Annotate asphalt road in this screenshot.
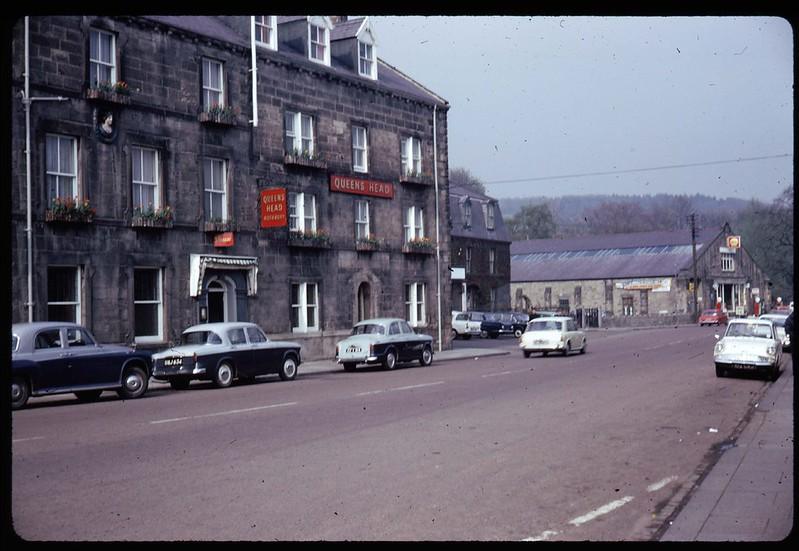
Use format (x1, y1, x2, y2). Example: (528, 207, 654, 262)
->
(11, 325, 780, 541)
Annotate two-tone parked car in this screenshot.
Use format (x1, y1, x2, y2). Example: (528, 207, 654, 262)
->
(335, 318, 434, 371)
(151, 322, 302, 389)
(500, 312, 530, 338)
(479, 312, 503, 339)
(713, 318, 782, 380)
(519, 316, 587, 357)
(451, 311, 482, 340)
(759, 313, 791, 351)
(11, 321, 152, 410)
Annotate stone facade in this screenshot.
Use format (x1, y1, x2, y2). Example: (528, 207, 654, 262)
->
(11, 16, 452, 359)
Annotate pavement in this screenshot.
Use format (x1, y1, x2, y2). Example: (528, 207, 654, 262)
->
(660, 353, 794, 541)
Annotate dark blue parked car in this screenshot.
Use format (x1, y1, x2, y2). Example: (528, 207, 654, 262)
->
(11, 322, 152, 410)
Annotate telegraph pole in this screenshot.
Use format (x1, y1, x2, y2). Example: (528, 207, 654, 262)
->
(689, 213, 699, 321)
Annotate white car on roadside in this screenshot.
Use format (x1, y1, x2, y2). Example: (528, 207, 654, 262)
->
(451, 311, 482, 340)
(519, 316, 586, 358)
(713, 318, 782, 380)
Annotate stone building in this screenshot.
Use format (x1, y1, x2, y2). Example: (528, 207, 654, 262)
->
(11, 15, 452, 358)
(448, 184, 511, 312)
(510, 224, 772, 328)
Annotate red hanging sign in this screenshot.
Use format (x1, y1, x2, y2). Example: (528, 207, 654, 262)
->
(260, 187, 287, 228)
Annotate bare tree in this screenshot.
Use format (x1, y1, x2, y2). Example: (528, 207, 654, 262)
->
(449, 167, 487, 195)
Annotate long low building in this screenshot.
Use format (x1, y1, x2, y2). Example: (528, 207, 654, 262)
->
(510, 223, 772, 328)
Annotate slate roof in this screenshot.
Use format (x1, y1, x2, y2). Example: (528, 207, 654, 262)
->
(450, 184, 511, 243)
(141, 16, 447, 107)
(511, 227, 725, 283)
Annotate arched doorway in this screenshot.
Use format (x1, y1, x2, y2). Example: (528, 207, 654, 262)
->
(357, 282, 372, 322)
(206, 276, 237, 322)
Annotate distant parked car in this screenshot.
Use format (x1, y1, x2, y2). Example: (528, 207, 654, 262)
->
(451, 311, 482, 340)
(519, 316, 587, 358)
(714, 318, 782, 380)
(151, 322, 302, 389)
(530, 311, 559, 320)
(698, 309, 728, 326)
(11, 321, 152, 410)
(335, 318, 433, 371)
(759, 313, 791, 351)
(479, 312, 503, 338)
(508, 312, 530, 338)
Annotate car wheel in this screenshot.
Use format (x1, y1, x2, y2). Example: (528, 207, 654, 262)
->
(542, 351, 549, 357)
(769, 365, 780, 382)
(715, 364, 725, 377)
(74, 389, 103, 402)
(419, 346, 433, 367)
(212, 362, 234, 388)
(383, 350, 397, 370)
(279, 356, 298, 381)
(169, 377, 191, 390)
(117, 366, 148, 399)
(490, 332, 499, 339)
(514, 329, 523, 338)
(580, 340, 587, 354)
(562, 341, 570, 356)
(343, 362, 357, 372)
(452, 329, 459, 340)
(523, 350, 531, 358)
(11, 377, 29, 410)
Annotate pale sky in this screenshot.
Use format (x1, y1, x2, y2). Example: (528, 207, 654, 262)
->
(369, 16, 793, 201)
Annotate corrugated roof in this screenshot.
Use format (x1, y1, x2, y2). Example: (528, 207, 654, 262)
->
(510, 227, 725, 282)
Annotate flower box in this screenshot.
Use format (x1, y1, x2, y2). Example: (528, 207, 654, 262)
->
(203, 220, 236, 233)
(45, 198, 95, 224)
(283, 153, 327, 170)
(197, 111, 237, 126)
(402, 239, 435, 255)
(355, 239, 382, 252)
(288, 230, 331, 249)
(399, 172, 430, 185)
(85, 83, 131, 105)
(131, 216, 173, 229)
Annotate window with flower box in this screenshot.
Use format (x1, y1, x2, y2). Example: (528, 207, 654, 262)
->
(284, 111, 315, 159)
(352, 126, 368, 173)
(401, 137, 422, 178)
(202, 58, 224, 110)
(46, 134, 78, 203)
(288, 192, 317, 233)
(404, 206, 424, 242)
(132, 146, 159, 210)
(48, 266, 81, 323)
(355, 200, 370, 240)
(89, 28, 116, 89)
(254, 16, 277, 50)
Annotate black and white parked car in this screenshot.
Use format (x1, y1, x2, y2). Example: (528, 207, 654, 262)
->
(151, 322, 302, 389)
(11, 321, 152, 410)
(335, 318, 434, 371)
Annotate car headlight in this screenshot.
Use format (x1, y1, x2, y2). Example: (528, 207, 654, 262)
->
(767, 345, 776, 356)
(714, 342, 725, 354)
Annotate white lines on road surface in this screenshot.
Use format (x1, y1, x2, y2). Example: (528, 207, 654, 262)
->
(521, 474, 679, 541)
(482, 370, 514, 378)
(149, 402, 297, 425)
(12, 436, 45, 443)
(355, 381, 445, 397)
(567, 495, 635, 526)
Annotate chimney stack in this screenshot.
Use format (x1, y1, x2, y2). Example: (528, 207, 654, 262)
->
(329, 16, 348, 25)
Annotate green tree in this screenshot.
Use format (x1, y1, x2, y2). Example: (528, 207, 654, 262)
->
(449, 167, 487, 195)
(507, 203, 557, 240)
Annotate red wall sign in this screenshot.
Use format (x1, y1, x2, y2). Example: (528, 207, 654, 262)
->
(260, 187, 287, 228)
(329, 175, 394, 199)
(213, 232, 235, 247)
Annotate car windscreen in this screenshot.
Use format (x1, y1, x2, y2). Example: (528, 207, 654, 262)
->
(528, 320, 562, 332)
(725, 323, 773, 339)
(702, 310, 718, 316)
(351, 324, 385, 335)
(181, 331, 223, 345)
(760, 317, 786, 327)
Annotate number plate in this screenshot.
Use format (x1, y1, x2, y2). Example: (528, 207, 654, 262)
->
(347, 346, 362, 353)
(164, 357, 183, 367)
(732, 363, 756, 370)
(534, 339, 545, 344)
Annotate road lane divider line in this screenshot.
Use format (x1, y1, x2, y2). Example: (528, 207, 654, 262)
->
(149, 402, 297, 425)
(522, 530, 559, 541)
(12, 436, 45, 443)
(481, 370, 514, 378)
(646, 475, 678, 493)
(567, 496, 635, 526)
(356, 381, 445, 397)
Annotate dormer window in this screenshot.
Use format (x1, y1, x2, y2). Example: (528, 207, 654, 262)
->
(254, 16, 277, 50)
(309, 21, 330, 65)
(358, 41, 376, 79)
(461, 199, 472, 229)
(483, 202, 496, 231)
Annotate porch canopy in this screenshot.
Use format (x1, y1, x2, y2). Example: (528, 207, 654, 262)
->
(189, 254, 258, 297)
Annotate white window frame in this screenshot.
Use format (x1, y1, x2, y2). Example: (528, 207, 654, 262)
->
(288, 192, 317, 233)
(131, 146, 160, 211)
(291, 282, 319, 333)
(355, 199, 370, 239)
(46, 134, 78, 202)
(401, 136, 422, 177)
(405, 282, 427, 327)
(489, 248, 496, 274)
(308, 21, 330, 65)
(47, 266, 81, 324)
(254, 16, 277, 50)
(358, 40, 376, 80)
(202, 58, 224, 110)
(203, 157, 228, 222)
(462, 200, 472, 228)
(404, 206, 425, 242)
(134, 267, 164, 343)
(721, 252, 735, 272)
(484, 202, 496, 230)
(285, 111, 315, 156)
(89, 28, 116, 88)
(352, 125, 368, 173)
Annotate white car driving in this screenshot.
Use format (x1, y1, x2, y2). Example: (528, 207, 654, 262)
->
(714, 319, 782, 380)
(519, 316, 586, 357)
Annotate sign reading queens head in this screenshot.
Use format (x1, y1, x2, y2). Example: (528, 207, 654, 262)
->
(329, 175, 394, 199)
(260, 187, 287, 228)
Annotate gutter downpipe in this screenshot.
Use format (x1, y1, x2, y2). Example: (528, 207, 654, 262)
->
(249, 16, 258, 127)
(433, 104, 442, 352)
(22, 16, 69, 322)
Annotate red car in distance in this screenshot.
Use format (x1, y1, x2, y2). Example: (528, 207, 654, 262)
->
(698, 309, 728, 326)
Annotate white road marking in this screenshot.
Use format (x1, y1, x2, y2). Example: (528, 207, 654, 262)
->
(481, 370, 514, 378)
(522, 529, 559, 541)
(12, 436, 45, 443)
(356, 381, 444, 397)
(568, 496, 635, 526)
(647, 475, 678, 493)
(150, 402, 297, 425)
